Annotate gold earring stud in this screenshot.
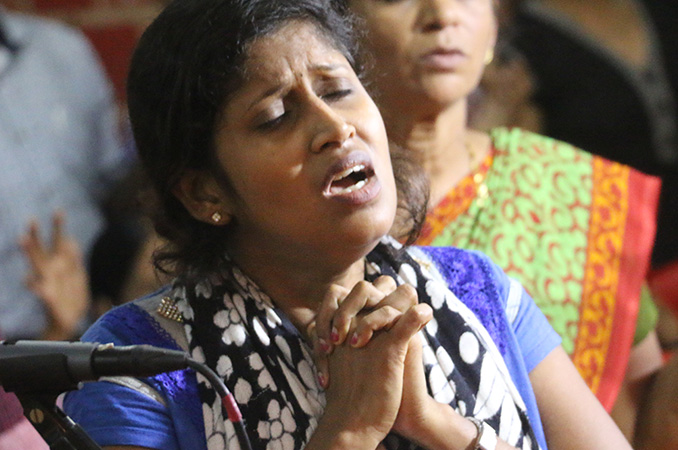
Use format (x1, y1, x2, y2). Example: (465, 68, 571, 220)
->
(211, 212, 222, 223)
(484, 48, 495, 66)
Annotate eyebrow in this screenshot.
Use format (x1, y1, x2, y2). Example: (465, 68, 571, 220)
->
(245, 63, 347, 111)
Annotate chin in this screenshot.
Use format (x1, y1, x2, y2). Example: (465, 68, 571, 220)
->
(418, 76, 475, 103)
(336, 209, 393, 246)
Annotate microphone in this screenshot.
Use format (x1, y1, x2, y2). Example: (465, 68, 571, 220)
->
(0, 340, 254, 450)
(0, 340, 189, 394)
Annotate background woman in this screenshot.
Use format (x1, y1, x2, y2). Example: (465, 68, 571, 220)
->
(63, 0, 629, 448)
(338, 0, 662, 440)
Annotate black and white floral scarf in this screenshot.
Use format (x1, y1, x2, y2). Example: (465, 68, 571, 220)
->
(174, 237, 540, 449)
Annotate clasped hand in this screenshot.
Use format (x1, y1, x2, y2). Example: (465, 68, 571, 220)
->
(307, 276, 438, 446)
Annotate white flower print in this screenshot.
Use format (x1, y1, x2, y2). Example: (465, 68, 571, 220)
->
(398, 263, 418, 287)
(195, 279, 213, 299)
(254, 317, 271, 346)
(203, 399, 226, 450)
(213, 295, 248, 346)
(425, 279, 447, 310)
(458, 400, 467, 417)
(216, 355, 233, 378)
(499, 394, 522, 445)
(177, 296, 194, 320)
(425, 316, 439, 335)
(428, 362, 455, 404)
(266, 307, 283, 327)
(221, 323, 247, 346)
(231, 293, 248, 319)
(459, 331, 480, 365)
(435, 341, 456, 376)
(234, 378, 253, 404)
(257, 399, 297, 450)
(248, 353, 277, 392)
(365, 260, 380, 276)
(190, 346, 206, 364)
(275, 335, 292, 364)
(214, 309, 240, 329)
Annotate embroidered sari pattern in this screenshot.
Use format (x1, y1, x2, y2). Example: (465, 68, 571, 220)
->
(417, 128, 658, 409)
(574, 157, 629, 395)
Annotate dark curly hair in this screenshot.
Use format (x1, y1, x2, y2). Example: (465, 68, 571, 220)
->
(127, 0, 428, 278)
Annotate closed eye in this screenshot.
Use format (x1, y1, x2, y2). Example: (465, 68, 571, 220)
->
(257, 112, 288, 130)
(321, 89, 353, 102)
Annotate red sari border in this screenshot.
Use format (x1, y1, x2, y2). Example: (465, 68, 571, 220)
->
(574, 158, 660, 410)
(418, 153, 495, 246)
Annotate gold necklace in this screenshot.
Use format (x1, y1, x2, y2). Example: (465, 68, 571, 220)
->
(466, 139, 489, 207)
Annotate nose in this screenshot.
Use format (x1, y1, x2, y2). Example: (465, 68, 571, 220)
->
(418, 0, 459, 32)
(309, 101, 356, 154)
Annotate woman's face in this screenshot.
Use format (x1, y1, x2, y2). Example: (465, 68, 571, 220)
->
(213, 21, 397, 265)
(348, 0, 497, 110)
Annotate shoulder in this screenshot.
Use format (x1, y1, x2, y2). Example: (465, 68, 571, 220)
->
(489, 128, 660, 207)
(82, 287, 183, 351)
(408, 246, 515, 353)
(409, 246, 509, 298)
(490, 127, 595, 162)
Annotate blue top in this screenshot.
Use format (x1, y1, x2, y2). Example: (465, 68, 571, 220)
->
(0, 10, 127, 339)
(64, 247, 560, 449)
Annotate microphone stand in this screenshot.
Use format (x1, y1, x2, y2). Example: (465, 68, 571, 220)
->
(16, 392, 102, 450)
(1, 353, 101, 449)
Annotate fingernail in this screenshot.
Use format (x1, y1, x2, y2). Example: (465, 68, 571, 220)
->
(317, 372, 326, 388)
(350, 332, 358, 346)
(330, 327, 339, 343)
(318, 338, 330, 353)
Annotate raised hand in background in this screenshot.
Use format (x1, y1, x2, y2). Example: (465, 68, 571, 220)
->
(20, 211, 90, 341)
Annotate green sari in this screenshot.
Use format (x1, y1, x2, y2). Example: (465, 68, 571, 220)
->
(417, 128, 660, 410)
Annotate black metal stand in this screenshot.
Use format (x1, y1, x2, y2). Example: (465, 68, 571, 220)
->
(16, 393, 102, 450)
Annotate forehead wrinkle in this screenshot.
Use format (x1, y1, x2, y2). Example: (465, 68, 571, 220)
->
(243, 20, 345, 81)
(228, 23, 350, 117)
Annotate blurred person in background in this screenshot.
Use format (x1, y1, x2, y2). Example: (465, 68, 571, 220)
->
(20, 164, 167, 328)
(0, 8, 129, 341)
(338, 0, 664, 445)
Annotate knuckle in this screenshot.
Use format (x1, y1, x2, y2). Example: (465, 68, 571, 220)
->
(375, 275, 397, 290)
(352, 280, 372, 297)
(397, 284, 418, 302)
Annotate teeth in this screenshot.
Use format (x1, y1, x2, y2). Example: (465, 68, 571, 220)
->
(332, 164, 365, 182)
(336, 178, 367, 194)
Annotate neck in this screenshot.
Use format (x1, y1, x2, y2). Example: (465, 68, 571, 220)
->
(226, 237, 370, 336)
(382, 99, 489, 206)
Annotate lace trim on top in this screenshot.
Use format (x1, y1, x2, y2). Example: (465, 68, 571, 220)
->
(418, 246, 509, 356)
(98, 303, 205, 439)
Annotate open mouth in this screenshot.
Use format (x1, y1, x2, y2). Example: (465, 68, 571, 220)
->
(328, 164, 374, 195)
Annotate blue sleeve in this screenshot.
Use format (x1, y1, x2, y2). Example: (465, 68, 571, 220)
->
(62, 302, 187, 449)
(487, 260, 561, 373)
(64, 380, 178, 450)
(511, 282, 561, 372)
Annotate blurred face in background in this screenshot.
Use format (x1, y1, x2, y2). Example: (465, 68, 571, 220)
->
(347, 0, 497, 112)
